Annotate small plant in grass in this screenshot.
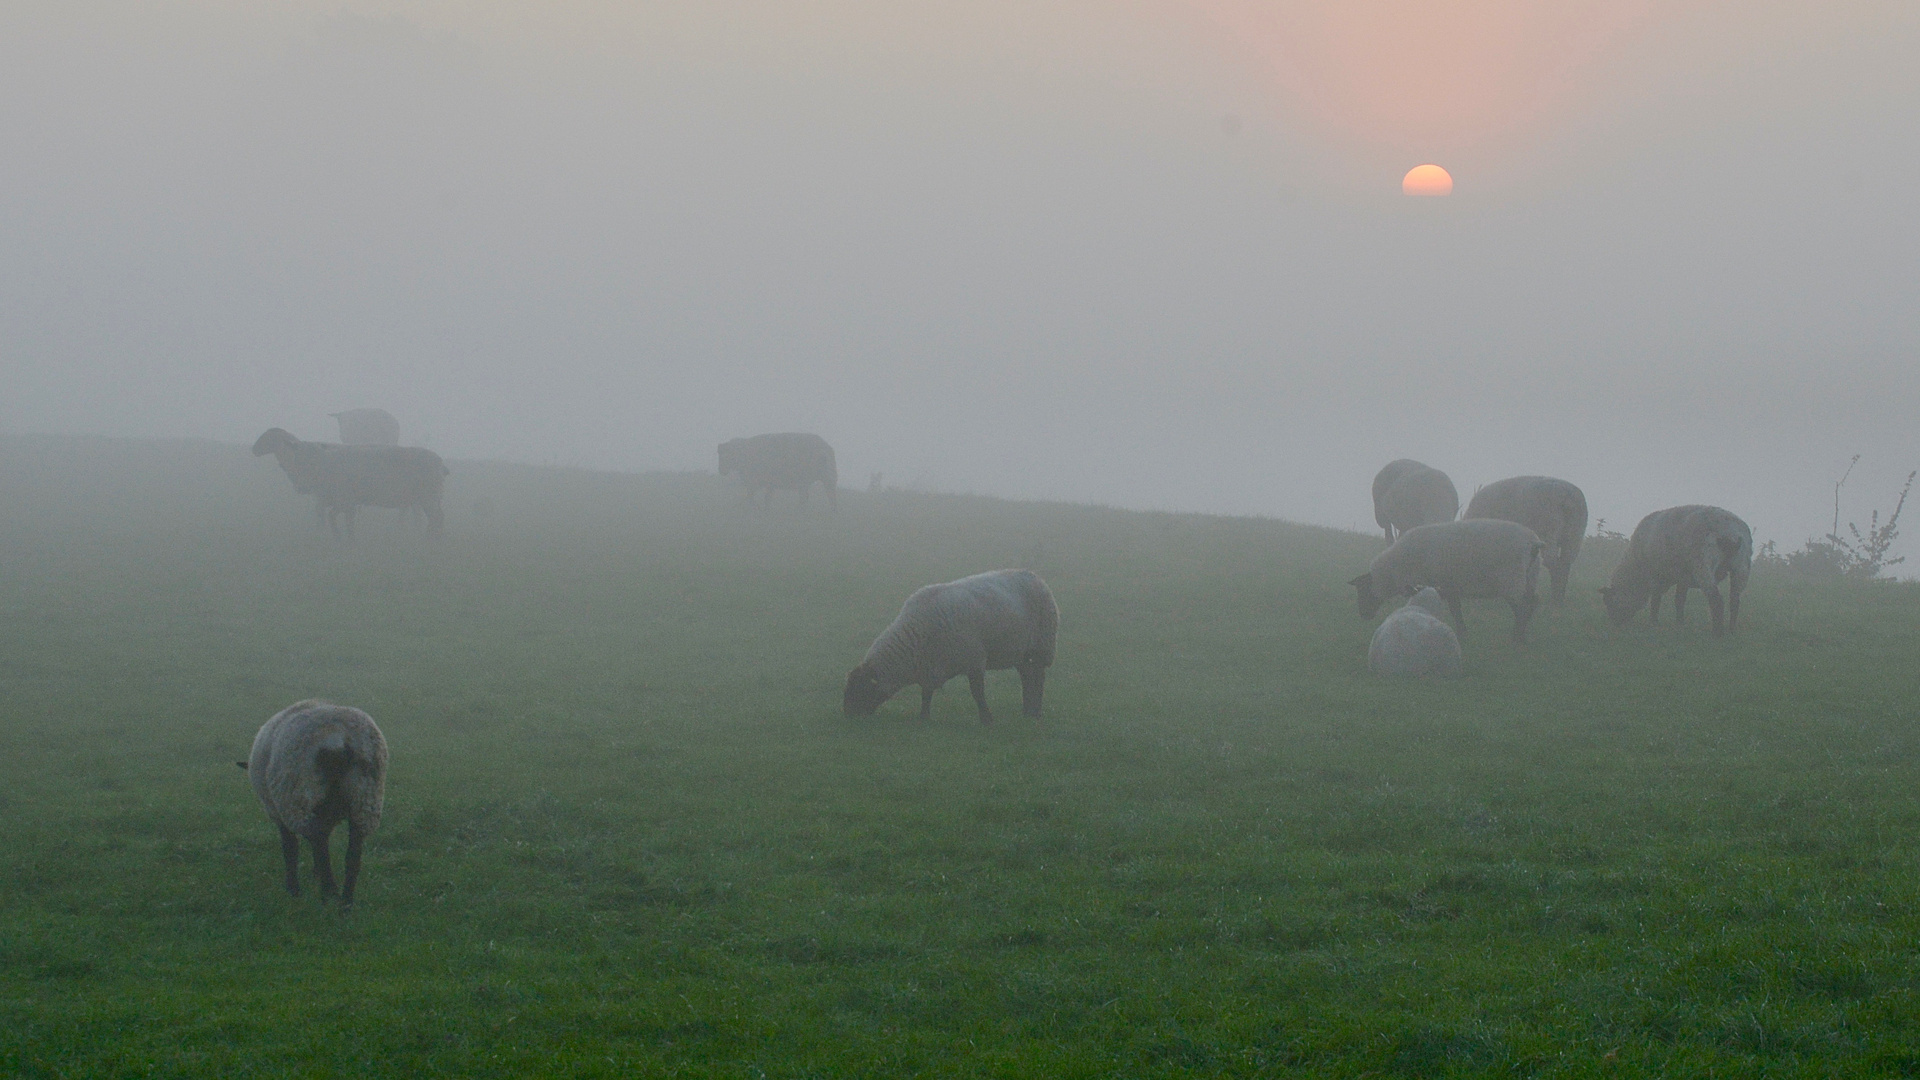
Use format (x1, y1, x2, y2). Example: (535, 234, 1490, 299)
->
(1760, 458, 1915, 579)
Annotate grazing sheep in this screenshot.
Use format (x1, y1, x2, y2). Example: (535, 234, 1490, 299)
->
(330, 408, 401, 446)
(1349, 519, 1545, 643)
(1371, 459, 1460, 542)
(237, 700, 388, 907)
(718, 432, 837, 510)
(1464, 476, 1589, 606)
(252, 428, 448, 537)
(1602, 505, 1753, 636)
(843, 569, 1057, 723)
(1368, 587, 1464, 678)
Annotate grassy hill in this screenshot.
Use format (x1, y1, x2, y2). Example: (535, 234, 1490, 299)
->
(3, 434, 1919, 1077)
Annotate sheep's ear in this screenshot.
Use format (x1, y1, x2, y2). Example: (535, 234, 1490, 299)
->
(234, 761, 248, 770)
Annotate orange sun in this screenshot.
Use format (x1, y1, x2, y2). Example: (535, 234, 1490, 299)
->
(1402, 164, 1453, 196)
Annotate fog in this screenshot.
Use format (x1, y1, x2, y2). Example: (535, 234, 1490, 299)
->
(3, 1, 1916, 557)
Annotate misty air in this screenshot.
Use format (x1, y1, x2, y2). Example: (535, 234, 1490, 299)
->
(2, 1, 1917, 1074)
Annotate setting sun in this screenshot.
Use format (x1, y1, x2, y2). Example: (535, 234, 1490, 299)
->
(1402, 164, 1453, 196)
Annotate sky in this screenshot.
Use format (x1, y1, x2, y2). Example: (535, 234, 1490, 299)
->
(2, 0, 1916, 556)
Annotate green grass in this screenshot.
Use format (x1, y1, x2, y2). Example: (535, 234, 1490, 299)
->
(3, 434, 1920, 1077)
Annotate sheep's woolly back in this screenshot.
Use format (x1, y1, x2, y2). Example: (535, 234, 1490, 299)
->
(861, 570, 1057, 690)
(1464, 475, 1588, 564)
(1368, 519, 1544, 597)
(1376, 462, 1460, 534)
(249, 700, 388, 838)
(1369, 592, 1463, 678)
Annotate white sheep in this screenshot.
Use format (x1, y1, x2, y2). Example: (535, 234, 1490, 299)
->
(252, 428, 449, 537)
(238, 700, 389, 907)
(330, 408, 401, 446)
(843, 569, 1058, 723)
(1463, 475, 1589, 606)
(1371, 459, 1460, 542)
(1349, 519, 1545, 642)
(1368, 587, 1464, 677)
(1602, 505, 1753, 636)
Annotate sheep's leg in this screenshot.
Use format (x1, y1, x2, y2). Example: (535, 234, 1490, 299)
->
(1548, 557, 1571, 607)
(278, 825, 302, 897)
(309, 830, 338, 898)
(1510, 594, 1537, 644)
(341, 822, 366, 908)
(1703, 582, 1726, 637)
(1673, 585, 1689, 623)
(968, 669, 993, 725)
(918, 684, 935, 721)
(1441, 589, 1465, 631)
(1728, 576, 1744, 634)
(1019, 664, 1046, 718)
(1647, 588, 1663, 621)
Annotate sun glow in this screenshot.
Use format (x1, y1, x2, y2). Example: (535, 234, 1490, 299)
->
(1402, 164, 1453, 196)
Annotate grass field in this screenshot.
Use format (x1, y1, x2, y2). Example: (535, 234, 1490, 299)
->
(4, 434, 1920, 1077)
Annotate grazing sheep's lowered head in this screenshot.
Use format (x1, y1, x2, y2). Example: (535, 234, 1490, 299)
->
(842, 662, 895, 717)
(1348, 571, 1402, 619)
(252, 428, 300, 456)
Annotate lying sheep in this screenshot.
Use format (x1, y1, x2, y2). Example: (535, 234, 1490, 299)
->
(1464, 475, 1589, 606)
(843, 569, 1057, 723)
(1368, 587, 1463, 678)
(330, 408, 401, 446)
(237, 700, 388, 907)
(1602, 505, 1753, 636)
(1349, 519, 1545, 643)
(719, 432, 838, 510)
(253, 428, 448, 537)
(1372, 459, 1460, 542)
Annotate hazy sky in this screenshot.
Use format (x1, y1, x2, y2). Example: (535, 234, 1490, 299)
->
(3, 1, 1916, 556)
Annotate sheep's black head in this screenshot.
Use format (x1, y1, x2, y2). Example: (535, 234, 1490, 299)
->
(1349, 572, 1386, 619)
(842, 664, 891, 717)
(717, 439, 742, 477)
(1599, 585, 1639, 625)
(252, 428, 298, 456)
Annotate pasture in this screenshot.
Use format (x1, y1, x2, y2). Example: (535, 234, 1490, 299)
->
(3, 435, 1919, 1077)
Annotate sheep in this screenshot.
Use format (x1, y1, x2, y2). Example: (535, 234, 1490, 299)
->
(1371, 459, 1460, 542)
(718, 432, 837, 510)
(252, 428, 448, 537)
(1601, 505, 1753, 636)
(843, 569, 1057, 723)
(1349, 518, 1545, 643)
(330, 408, 401, 446)
(237, 700, 388, 907)
(1463, 475, 1589, 606)
(1368, 587, 1464, 678)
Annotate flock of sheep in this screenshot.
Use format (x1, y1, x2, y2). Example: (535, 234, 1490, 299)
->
(241, 426, 1753, 907)
(1358, 459, 1754, 677)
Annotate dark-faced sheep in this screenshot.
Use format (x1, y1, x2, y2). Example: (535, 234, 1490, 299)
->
(238, 700, 388, 908)
(843, 569, 1057, 723)
(718, 433, 837, 510)
(1602, 505, 1753, 636)
(253, 428, 448, 537)
(330, 408, 401, 446)
(1368, 587, 1464, 677)
(1371, 459, 1460, 542)
(1350, 519, 1545, 643)
(1463, 476, 1589, 606)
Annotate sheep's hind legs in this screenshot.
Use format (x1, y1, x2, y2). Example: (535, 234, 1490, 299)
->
(968, 670, 993, 725)
(918, 685, 935, 721)
(309, 830, 338, 898)
(278, 825, 302, 897)
(1018, 664, 1045, 719)
(341, 824, 366, 908)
